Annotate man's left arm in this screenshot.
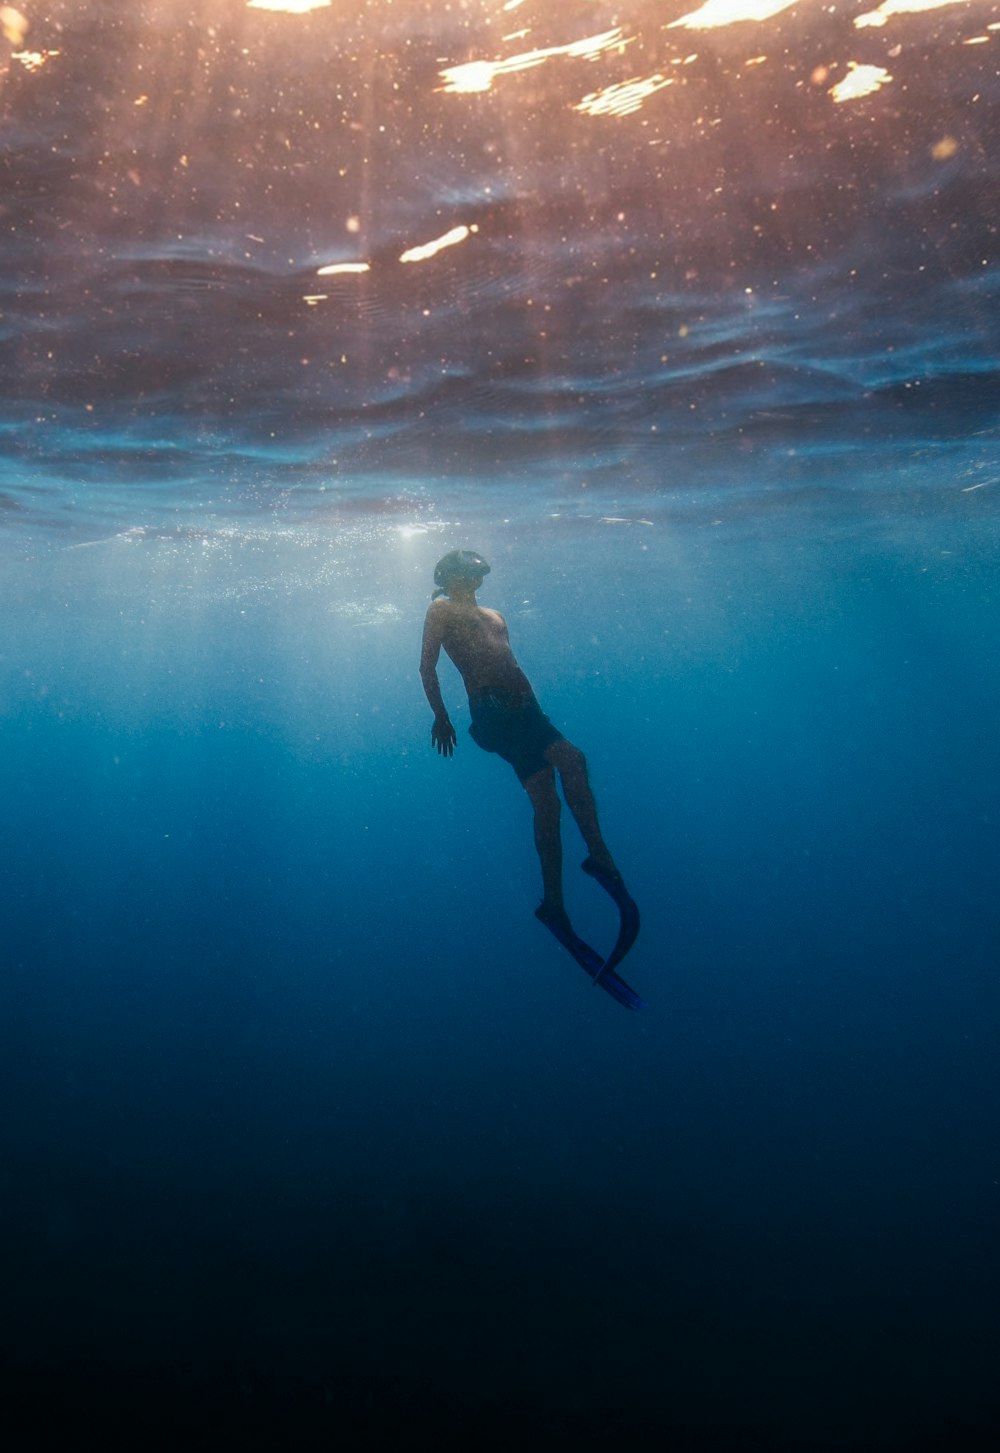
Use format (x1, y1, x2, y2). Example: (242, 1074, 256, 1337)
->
(419, 607, 458, 757)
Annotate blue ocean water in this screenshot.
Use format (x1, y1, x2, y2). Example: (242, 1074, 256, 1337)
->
(2, 2, 999, 1449)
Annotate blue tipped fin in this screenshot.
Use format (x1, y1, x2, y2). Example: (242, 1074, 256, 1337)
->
(595, 967, 647, 1012)
(581, 858, 641, 977)
(534, 904, 602, 975)
(535, 905, 646, 1011)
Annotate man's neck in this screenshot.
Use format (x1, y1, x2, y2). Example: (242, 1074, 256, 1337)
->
(448, 585, 479, 606)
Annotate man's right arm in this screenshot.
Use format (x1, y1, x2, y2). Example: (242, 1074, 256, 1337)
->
(419, 605, 458, 757)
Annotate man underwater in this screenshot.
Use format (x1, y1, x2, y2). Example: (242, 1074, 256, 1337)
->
(419, 549, 643, 1008)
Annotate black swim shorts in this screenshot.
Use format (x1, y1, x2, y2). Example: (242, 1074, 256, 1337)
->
(468, 691, 564, 783)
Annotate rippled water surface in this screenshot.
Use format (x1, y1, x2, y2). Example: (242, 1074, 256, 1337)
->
(2, 0, 998, 525)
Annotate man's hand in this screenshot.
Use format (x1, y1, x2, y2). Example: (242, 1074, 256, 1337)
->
(431, 715, 457, 757)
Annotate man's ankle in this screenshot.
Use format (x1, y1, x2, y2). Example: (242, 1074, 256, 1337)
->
(538, 897, 568, 923)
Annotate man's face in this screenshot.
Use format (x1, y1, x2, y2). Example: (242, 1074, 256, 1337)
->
(453, 571, 485, 594)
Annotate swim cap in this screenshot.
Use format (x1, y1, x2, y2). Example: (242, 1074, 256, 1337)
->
(433, 549, 491, 589)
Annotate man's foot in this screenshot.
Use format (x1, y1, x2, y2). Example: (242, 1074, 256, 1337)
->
(582, 854, 623, 886)
(534, 901, 604, 977)
(534, 900, 571, 934)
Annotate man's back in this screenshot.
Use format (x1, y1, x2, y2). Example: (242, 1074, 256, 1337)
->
(422, 597, 532, 701)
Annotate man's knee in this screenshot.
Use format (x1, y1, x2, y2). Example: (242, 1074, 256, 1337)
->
(524, 765, 560, 817)
(547, 739, 587, 779)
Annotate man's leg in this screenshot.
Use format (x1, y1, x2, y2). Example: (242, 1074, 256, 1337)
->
(523, 765, 564, 914)
(544, 739, 617, 876)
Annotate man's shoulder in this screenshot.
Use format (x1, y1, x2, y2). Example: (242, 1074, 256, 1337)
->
(423, 598, 461, 640)
(424, 597, 459, 624)
(424, 599, 502, 622)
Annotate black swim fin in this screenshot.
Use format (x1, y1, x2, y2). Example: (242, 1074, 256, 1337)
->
(535, 905, 646, 1011)
(581, 858, 641, 978)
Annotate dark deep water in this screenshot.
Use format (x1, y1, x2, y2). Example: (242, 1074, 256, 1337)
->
(2, 3, 999, 1449)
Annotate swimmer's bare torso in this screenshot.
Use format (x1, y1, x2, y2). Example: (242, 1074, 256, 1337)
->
(419, 597, 533, 704)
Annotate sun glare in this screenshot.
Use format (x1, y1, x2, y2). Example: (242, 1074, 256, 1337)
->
(246, 1, 331, 13)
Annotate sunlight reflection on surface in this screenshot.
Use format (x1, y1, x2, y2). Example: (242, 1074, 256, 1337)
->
(399, 226, 476, 265)
(854, 0, 973, 27)
(246, 0, 331, 13)
(575, 75, 675, 118)
(11, 48, 59, 70)
(439, 29, 628, 95)
(669, 0, 798, 29)
(830, 62, 893, 101)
